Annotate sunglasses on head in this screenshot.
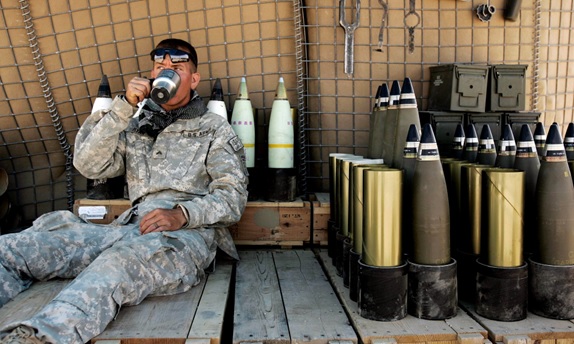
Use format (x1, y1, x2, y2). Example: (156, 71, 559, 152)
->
(150, 48, 190, 63)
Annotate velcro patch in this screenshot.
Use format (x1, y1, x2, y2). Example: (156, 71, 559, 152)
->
(228, 136, 244, 152)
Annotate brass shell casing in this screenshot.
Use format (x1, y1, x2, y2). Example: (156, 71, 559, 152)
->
(362, 168, 403, 267)
(329, 153, 354, 223)
(481, 168, 524, 267)
(460, 164, 494, 255)
(337, 156, 364, 237)
(351, 164, 387, 253)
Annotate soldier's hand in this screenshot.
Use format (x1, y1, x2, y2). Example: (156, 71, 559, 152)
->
(126, 77, 152, 107)
(139, 208, 187, 234)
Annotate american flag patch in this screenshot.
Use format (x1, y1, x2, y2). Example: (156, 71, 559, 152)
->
(228, 136, 244, 152)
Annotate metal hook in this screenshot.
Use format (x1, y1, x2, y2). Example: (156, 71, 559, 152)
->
(375, 0, 388, 52)
(339, 0, 361, 77)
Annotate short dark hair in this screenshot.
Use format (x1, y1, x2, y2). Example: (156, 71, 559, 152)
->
(154, 38, 198, 69)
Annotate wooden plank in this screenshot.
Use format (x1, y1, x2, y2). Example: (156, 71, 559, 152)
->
(310, 193, 330, 246)
(73, 199, 132, 224)
(234, 240, 304, 247)
(186, 340, 211, 344)
(228, 200, 311, 245)
(317, 250, 486, 344)
(457, 334, 487, 344)
(536, 340, 557, 344)
(273, 250, 358, 344)
(445, 310, 488, 338)
(75, 199, 132, 206)
(503, 335, 531, 344)
(233, 251, 290, 344)
(460, 302, 574, 343)
(93, 278, 206, 343)
(312, 193, 330, 207)
(0, 279, 70, 328)
(244, 199, 306, 208)
(188, 263, 233, 344)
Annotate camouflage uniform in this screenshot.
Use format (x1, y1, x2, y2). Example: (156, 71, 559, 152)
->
(0, 94, 248, 343)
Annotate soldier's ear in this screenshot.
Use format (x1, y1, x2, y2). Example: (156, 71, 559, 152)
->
(190, 71, 200, 90)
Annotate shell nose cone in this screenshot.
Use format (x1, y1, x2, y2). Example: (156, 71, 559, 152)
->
(565, 122, 574, 139)
(401, 77, 414, 94)
(399, 77, 417, 106)
(417, 124, 440, 160)
(380, 83, 389, 98)
(210, 78, 224, 101)
(480, 124, 494, 140)
(406, 123, 420, 142)
(501, 124, 515, 141)
(546, 123, 564, 145)
(465, 124, 478, 138)
(379, 83, 390, 107)
(97, 74, 111, 98)
(454, 123, 465, 139)
(389, 80, 401, 106)
(534, 122, 546, 137)
(375, 84, 382, 99)
(390, 80, 401, 96)
(236, 77, 249, 99)
(420, 123, 437, 144)
(518, 124, 534, 142)
(274, 76, 288, 99)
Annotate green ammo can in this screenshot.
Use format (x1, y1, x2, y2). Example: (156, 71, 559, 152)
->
(487, 64, 528, 112)
(428, 64, 490, 113)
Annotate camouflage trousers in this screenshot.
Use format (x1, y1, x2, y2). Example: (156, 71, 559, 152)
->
(0, 210, 217, 344)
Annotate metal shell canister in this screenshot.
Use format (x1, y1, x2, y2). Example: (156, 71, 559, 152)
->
(350, 161, 385, 254)
(362, 168, 402, 267)
(337, 156, 364, 237)
(459, 164, 493, 255)
(481, 168, 524, 267)
(329, 153, 355, 223)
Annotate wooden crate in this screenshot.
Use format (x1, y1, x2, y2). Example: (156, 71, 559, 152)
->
(310, 192, 330, 246)
(229, 198, 312, 246)
(73, 199, 131, 224)
(74, 198, 316, 246)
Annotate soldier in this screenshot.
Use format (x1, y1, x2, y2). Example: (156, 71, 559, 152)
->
(0, 38, 248, 344)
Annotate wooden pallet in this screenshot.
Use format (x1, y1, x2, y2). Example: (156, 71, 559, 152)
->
(318, 250, 489, 344)
(460, 302, 574, 344)
(233, 249, 358, 344)
(0, 262, 234, 344)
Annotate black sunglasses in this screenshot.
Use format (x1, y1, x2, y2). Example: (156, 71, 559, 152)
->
(150, 48, 191, 63)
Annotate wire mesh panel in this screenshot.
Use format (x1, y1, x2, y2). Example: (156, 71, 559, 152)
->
(536, 0, 574, 126)
(0, 0, 298, 227)
(300, 0, 573, 193)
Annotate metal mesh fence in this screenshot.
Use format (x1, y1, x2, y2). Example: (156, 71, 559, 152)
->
(301, 0, 535, 191)
(0, 0, 298, 227)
